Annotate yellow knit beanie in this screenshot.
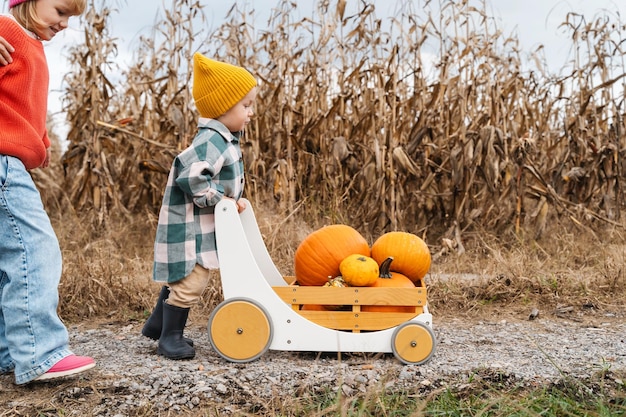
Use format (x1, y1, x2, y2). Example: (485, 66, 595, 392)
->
(192, 53, 257, 119)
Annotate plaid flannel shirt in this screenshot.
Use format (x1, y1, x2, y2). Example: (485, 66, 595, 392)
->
(153, 118, 244, 283)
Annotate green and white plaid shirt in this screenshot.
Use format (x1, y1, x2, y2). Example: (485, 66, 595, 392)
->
(153, 118, 244, 283)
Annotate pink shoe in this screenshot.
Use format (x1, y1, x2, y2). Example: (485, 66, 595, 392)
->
(34, 355, 95, 381)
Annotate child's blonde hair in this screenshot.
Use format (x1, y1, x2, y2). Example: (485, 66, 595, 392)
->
(11, 0, 87, 34)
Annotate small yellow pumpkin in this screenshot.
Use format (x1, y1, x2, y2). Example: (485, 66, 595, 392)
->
(339, 254, 379, 287)
(322, 276, 347, 310)
(323, 276, 348, 288)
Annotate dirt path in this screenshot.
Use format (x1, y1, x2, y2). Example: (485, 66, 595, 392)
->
(1, 310, 624, 416)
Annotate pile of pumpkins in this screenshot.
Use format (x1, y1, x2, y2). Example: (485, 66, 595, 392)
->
(294, 225, 431, 312)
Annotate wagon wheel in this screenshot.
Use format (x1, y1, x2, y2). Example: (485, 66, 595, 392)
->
(208, 298, 273, 363)
(391, 321, 436, 365)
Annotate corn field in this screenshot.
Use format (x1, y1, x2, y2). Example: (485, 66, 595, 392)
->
(44, 0, 625, 245)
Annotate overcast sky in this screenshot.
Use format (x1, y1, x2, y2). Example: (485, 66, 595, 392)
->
(4, 0, 623, 137)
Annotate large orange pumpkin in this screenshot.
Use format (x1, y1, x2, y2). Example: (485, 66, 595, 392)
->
(362, 257, 415, 313)
(294, 225, 370, 286)
(371, 231, 431, 284)
(301, 304, 327, 311)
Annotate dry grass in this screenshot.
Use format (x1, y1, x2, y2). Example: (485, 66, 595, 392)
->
(44, 193, 625, 323)
(427, 227, 626, 320)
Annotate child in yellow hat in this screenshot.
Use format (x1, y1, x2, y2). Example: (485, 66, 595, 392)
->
(141, 52, 258, 360)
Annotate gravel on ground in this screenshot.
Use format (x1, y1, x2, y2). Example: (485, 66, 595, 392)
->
(2, 309, 623, 416)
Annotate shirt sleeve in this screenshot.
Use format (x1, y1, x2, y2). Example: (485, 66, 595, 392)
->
(174, 159, 225, 208)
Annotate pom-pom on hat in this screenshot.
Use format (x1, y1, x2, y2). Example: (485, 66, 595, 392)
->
(9, 0, 29, 7)
(192, 53, 257, 119)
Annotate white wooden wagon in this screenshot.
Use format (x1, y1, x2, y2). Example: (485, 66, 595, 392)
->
(208, 198, 436, 365)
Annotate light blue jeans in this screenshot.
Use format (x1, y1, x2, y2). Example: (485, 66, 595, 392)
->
(0, 155, 72, 384)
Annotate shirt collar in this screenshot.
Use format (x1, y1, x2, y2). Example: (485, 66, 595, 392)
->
(197, 118, 243, 142)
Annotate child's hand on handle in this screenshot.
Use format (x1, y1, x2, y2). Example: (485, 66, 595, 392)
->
(0, 36, 14, 65)
(236, 199, 247, 213)
(223, 197, 247, 213)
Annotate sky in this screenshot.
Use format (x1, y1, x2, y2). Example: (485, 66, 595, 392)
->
(3, 0, 624, 138)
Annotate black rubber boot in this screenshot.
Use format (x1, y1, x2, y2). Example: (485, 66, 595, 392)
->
(142, 286, 193, 346)
(157, 302, 196, 360)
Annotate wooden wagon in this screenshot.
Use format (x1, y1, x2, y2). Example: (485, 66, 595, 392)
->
(208, 199, 436, 365)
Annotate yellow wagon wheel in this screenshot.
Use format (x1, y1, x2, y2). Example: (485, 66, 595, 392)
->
(208, 298, 273, 363)
(391, 321, 436, 365)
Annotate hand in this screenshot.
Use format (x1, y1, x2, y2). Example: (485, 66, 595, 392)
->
(235, 199, 247, 213)
(41, 149, 50, 168)
(223, 197, 246, 213)
(0, 36, 15, 66)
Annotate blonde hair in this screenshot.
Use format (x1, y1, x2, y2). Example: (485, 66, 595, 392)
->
(11, 0, 87, 34)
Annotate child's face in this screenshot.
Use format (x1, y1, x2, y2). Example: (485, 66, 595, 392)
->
(218, 87, 258, 133)
(33, 0, 79, 40)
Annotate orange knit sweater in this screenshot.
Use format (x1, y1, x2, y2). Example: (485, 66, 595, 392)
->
(0, 16, 50, 170)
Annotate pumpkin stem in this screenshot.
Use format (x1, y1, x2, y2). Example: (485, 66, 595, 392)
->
(379, 256, 394, 279)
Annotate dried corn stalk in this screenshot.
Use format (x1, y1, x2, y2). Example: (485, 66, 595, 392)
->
(57, 0, 625, 241)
